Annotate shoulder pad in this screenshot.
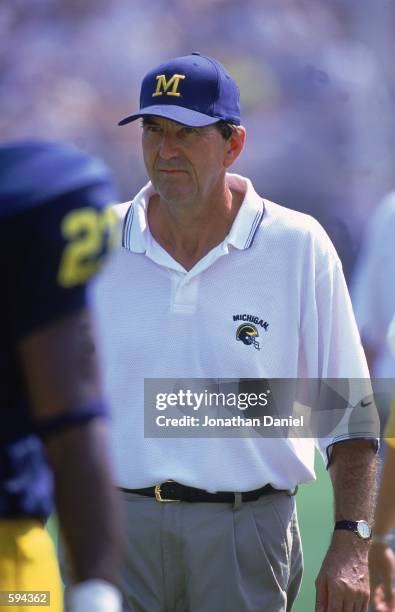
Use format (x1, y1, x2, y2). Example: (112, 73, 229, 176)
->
(0, 140, 115, 217)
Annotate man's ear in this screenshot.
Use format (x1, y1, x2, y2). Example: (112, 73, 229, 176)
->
(223, 126, 246, 168)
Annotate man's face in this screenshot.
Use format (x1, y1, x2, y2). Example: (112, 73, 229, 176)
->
(141, 116, 230, 206)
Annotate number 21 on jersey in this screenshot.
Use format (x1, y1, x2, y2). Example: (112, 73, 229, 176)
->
(57, 206, 116, 288)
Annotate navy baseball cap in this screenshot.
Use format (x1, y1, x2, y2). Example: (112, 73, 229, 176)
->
(118, 52, 240, 127)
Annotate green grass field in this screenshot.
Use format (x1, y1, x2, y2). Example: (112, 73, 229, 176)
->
(294, 451, 333, 611)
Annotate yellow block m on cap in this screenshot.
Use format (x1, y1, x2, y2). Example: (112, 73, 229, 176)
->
(152, 74, 186, 98)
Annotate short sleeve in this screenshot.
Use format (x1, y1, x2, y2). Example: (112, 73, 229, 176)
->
(303, 240, 380, 463)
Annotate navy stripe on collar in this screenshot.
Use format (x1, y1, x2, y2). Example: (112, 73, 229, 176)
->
(244, 200, 265, 249)
(122, 203, 134, 249)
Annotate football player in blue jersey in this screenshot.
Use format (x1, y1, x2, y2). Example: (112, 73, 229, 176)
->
(0, 141, 122, 611)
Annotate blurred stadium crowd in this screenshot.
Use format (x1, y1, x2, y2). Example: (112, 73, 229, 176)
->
(2, 0, 395, 280)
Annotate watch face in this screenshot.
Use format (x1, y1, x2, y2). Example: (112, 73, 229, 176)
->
(357, 521, 371, 539)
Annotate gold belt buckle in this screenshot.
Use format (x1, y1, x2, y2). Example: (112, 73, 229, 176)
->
(154, 482, 179, 503)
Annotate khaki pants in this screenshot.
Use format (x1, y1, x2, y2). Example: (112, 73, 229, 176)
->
(119, 489, 303, 612)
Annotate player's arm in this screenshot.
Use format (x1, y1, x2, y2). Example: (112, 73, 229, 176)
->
(369, 401, 395, 609)
(369, 444, 395, 610)
(374, 409, 395, 537)
(315, 440, 377, 612)
(18, 307, 121, 590)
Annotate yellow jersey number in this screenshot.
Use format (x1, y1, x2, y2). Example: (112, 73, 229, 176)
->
(57, 206, 116, 288)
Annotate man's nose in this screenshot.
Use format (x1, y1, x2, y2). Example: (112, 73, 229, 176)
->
(158, 132, 180, 159)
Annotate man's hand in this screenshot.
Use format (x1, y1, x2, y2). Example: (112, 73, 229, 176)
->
(315, 531, 370, 612)
(369, 543, 395, 611)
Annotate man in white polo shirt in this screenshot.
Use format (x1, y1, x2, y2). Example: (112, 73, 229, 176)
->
(94, 53, 378, 611)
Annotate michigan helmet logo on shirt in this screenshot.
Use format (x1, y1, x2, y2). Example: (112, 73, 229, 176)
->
(234, 314, 269, 351)
(152, 74, 186, 98)
(236, 324, 260, 350)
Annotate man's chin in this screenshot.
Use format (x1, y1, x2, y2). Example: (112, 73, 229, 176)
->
(156, 186, 194, 206)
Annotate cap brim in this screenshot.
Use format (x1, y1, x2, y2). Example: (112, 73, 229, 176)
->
(118, 105, 221, 127)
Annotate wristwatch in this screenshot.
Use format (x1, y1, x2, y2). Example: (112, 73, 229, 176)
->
(334, 520, 372, 540)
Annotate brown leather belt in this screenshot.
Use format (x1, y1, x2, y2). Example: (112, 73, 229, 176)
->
(119, 481, 296, 503)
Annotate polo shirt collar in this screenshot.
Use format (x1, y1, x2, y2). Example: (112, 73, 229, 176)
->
(122, 173, 265, 254)
(121, 183, 151, 253)
(225, 174, 265, 250)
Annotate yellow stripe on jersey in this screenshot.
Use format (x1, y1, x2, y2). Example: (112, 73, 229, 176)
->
(384, 398, 395, 450)
(0, 519, 63, 611)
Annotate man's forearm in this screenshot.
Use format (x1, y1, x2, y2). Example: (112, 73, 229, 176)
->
(314, 440, 377, 612)
(329, 439, 377, 524)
